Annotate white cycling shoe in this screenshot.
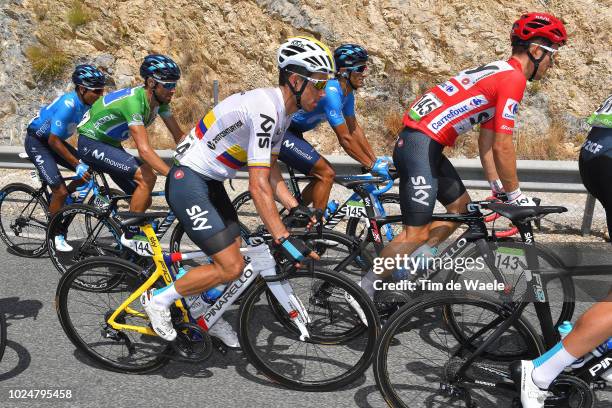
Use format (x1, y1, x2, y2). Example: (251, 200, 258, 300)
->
(54, 235, 73, 252)
(208, 317, 240, 348)
(140, 289, 176, 342)
(513, 360, 550, 408)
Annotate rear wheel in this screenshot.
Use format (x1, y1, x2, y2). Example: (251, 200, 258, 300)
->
(56, 256, 171, 373)
(0, 183, 49, 257)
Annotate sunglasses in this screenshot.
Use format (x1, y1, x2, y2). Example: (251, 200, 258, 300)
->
(156, 80, 177, 90)
(531, 43, 559, 61)
(85, 87, 104, 95)
(286, 71, 329, 90)
(347, 64, 367, 73)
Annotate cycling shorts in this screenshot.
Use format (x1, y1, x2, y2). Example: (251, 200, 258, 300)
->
(579, 127, 612, 240)
(165, 165, 240, 255)
(78, 135, 142, 194)
(278, 128, 321, 175)
(24, 130, 77, 187)
(393, 128, 466, 226)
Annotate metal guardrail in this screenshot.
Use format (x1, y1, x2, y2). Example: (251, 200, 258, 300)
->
(0, 147, 597, 235)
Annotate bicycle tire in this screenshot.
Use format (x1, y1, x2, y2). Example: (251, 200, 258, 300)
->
(239, 267, 380, 391)
(0, 183, 49, 257)
(374, 291, 544, 408)
(56, 256, 171, 373)
(345, 192, 402, 244)
(0, 312, 6, 363)
(47, 204, 123, 276)
(447, 240, 575, 333)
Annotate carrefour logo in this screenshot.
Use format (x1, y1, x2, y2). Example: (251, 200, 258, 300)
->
(427, 95, 488, 133)
(438, 81, 458, 96)
(502, 98, 519, 120)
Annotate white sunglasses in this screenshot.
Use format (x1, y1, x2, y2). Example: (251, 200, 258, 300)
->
(286, 70, 330, 90)
(531, 43, 559, 59)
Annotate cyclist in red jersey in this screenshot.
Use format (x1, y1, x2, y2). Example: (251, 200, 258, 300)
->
(358, 13, 568, 297)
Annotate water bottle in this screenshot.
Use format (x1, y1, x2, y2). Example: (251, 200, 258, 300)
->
(558, 321, 573, 339)
(202, 284, 228, 304)
(325, 199, 339, 219)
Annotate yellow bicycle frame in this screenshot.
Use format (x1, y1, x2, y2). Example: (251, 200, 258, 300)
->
(105, 223, 189, 336)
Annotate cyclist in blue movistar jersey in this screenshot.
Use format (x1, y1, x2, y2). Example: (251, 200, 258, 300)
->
(278, 44, 390, 210)
(25, 64, 106, 251)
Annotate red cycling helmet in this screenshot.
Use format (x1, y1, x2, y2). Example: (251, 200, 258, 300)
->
(511, 12, 568, 45)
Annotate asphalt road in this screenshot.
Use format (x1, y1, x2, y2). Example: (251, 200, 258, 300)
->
(0, 229, 611, 408)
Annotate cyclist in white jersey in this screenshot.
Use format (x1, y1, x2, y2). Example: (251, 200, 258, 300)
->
(141, 37, 335, 346)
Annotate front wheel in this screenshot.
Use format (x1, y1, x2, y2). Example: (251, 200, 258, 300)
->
(0, 183, 49, 257)
(47, 204, 123, 276)
(239, 267, 380, 391)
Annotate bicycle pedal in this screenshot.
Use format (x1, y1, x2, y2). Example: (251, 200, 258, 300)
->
(211, 337, 228, 355)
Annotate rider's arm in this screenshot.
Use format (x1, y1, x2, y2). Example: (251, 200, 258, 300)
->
(343, 116, 377, 166)
(490, 131, 519, 192)
(477, 127, 501, 183)
(249, 166, 289, 240)
(161, 114, 186, 144)
(130, 125, 170, 176)
(47, 134, 80, 168)
(269, 157, 300, 210)
(332, 121, 374, 167)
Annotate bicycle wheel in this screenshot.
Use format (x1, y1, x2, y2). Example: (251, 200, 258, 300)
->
(239, 267, 380, 391)
(0, 312, 6, 363)
(47, 204, 123, 275)
(374, 292, 543, 408)
(0, 183, 49, 257)
(446, 240, 574, 335)
(345, 192, 402, 245)
(56, 256, 171, 373)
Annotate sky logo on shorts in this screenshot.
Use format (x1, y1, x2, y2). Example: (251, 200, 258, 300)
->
(502, 99, 519, 120)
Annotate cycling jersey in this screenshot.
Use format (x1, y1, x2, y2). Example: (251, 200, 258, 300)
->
(174, 87, 291, 181)
(290, 79, 355, 133)
(78, 86, 170, 147)
(588, 95, 612, 129)
(403, 58, 526, 146)
(28, 91, 90, 140)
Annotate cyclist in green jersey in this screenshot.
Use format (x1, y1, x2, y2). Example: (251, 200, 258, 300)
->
(77, 54, 185, 252)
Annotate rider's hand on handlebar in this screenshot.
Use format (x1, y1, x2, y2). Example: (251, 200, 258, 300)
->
(370, 157, 392, 180)
(76, 161, 91, 181)
(275, 235, 320, 267)
(287, 204, 319, 229)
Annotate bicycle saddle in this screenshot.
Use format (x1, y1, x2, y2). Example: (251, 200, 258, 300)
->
(333, 175, 389, 189)
(114, 211, 169, 227)
(486, 203, 567, 223)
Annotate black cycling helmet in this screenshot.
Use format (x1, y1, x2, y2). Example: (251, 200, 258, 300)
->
(333, 44, 368, 72)
(140, 54, 181, 81)
(72, 64, 106, 88)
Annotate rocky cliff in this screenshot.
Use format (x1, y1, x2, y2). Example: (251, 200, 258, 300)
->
(1, 0, 610, 159)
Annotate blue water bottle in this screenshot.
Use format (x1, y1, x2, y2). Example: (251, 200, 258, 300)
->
(325, 200, 339, 219)
(202, 284, 228, 304)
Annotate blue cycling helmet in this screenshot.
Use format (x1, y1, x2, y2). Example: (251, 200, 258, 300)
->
(333, 44, 368, 71)
(72, 64, 106, 88)
(140, 54, 181, 81)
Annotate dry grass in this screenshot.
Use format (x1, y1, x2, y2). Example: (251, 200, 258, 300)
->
(32, 4, 48, 21)
(515, 120, 569, 160)
(67, 0, 93, 30)
(25, 38, 70, 81)
(383, 110, 404, 141)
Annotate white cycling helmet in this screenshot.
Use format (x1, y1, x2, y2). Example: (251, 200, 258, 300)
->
(277, 36, 335, 75)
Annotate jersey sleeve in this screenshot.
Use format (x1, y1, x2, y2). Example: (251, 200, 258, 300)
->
(122, 96, 146, 127)
(49, 98, 75, 139)
(247, 103, 279, 169)
(323, 84, 347, 127)
(158, 103, 172, 118)
(482, 71, 526, 134)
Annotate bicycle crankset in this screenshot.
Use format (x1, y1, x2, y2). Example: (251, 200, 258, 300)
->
(170, 322, 213, 363)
